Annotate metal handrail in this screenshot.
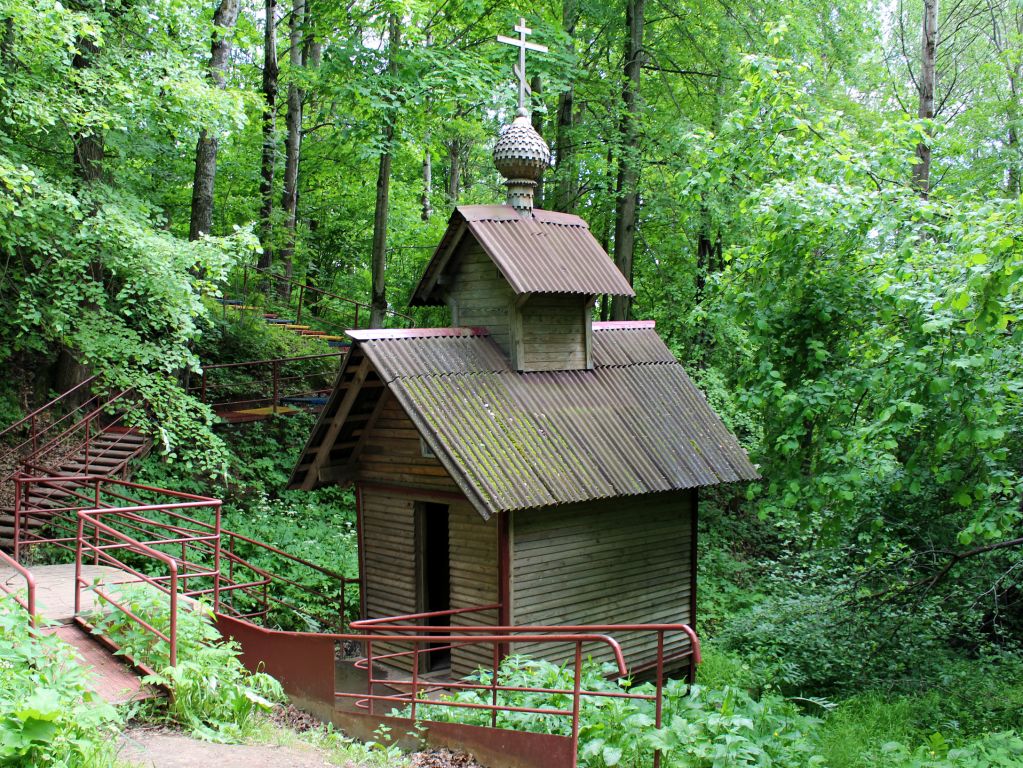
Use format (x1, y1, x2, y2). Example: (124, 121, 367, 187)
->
(0, 376, 98, 441)
(76, 508, 184, 666)
(0, 548, 36, 625)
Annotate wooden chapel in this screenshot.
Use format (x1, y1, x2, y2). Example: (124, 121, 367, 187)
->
(289, 96, 757, 680)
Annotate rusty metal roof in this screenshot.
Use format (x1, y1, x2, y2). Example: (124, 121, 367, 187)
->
(293, 323, 758, 518)
(410, 206, 635, 306)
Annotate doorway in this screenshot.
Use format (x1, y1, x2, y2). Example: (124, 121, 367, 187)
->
(417, 501, 450, 671)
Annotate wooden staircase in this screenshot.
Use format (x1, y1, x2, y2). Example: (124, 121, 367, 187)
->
(1, 429, 151, 550)
(217, 298, 351, 350)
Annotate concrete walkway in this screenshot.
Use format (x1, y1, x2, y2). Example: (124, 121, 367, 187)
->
(0, 562, 142, 623)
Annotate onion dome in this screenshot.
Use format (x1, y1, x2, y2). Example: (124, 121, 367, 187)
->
(494, 108, 551, 214)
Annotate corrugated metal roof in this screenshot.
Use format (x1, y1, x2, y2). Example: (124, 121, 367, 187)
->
(410, 205, 635, 305)
(339, 323, 758, 518)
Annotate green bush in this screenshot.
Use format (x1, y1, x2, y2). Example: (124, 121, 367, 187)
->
(0, 596, 122, 767)
(409, 655, 826, 768)
(84, 584, 285, 742)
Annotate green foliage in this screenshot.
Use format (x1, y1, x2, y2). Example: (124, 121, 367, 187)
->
(410, 655, 825, 768)
(84, 584, 285, 742)
(0, 596, 122, 767)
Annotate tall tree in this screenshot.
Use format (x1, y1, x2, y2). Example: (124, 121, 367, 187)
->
(369, 13, 400, 328)
(913, 0, 938, 194)
(258, 0, 279, 270)
(612, 0, 645, 320)
(189, 0, 241, 241)
(279, 0, 306, 292)
(553, 0, 579, 214)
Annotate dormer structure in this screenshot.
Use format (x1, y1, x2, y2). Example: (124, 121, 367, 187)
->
(409, 108, 634, 373)
(409, 205, 634, 372)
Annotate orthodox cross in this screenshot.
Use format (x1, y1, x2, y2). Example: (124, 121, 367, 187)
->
(497, 18, 548, 111)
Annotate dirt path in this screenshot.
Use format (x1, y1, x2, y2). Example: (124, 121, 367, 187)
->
(118, 727, 348, 768)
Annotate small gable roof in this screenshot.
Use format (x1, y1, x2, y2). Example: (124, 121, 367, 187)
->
(289, 322, 758, 519)
(410, 205, 636, 306)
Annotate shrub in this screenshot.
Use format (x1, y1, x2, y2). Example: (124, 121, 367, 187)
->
(84, 584, 285, 742)
(0, 596, 122, 767)
(408, 655, 826, 768)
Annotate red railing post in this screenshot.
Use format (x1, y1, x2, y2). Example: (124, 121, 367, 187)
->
(272, 360, 280, 410)
(13, 476, 21, 562)
(491, 640, 500, 728)
(74, 513, 84, 615)
(571, 642, 582, 768)
(411, 641, 419, 723)
(169, 561, 179, 667)
(83, 414, 91, 469)
(93, 480, 101, 566)
(212, 503, 221, 613)
(366, 639, 375, 715)
(30, 413, 36, 454)
(654, 630, 664, 768)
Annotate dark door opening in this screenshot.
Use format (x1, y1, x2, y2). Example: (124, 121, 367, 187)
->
(418, 502, 450, 671)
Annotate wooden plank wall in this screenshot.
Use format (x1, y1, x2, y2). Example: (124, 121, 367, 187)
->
(517, 295, 588, 372)
(357, 394, 460, 493)
(361, 489, 417, 672)
(510, 493, 693, 670)
(448, 501, 500, 678)
(448, 243, 515, 355)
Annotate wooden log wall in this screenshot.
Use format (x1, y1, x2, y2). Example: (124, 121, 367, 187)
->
(447, 243, 515, 355)
(360, 489, 417, 672)
(516, 294, 589, 372)
(448, 501, 500, 678)
(357, 394, 460, 493)
(510, 493, 693, 670)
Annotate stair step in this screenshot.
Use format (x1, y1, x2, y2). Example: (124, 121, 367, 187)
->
(217, 299, 243, 305)
(283, 325, 311, 330)
(299, 330, 326, 336)
(320, 336, 347, 341)
(265, 318, 296, 325)
(328, 341, 350, 348)
(263, 314, 278, 319)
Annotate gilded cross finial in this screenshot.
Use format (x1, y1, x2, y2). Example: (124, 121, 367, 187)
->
(497, 17, 548, 111)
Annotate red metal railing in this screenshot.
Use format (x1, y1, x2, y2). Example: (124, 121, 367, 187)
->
(346, 607, 700, 767)
(0, 379, 144, 490)
(0, 547, 36, 625)
(238, 263, 414, 330)
(190, 352, 343, 415)
(13, 473, 355, 631)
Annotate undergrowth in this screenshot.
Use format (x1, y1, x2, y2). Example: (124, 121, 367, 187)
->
(83, 584, 285, 742)
(0, 596, 123, 767)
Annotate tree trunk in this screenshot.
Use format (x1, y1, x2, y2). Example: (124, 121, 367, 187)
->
(554, 0, 578, 213)
(279, 0, 306, 297)
(446, 138, 462, 203)
(611, 0, 645, 320)
(189, 0, 241, 241)
(72, 36, 104, 183)
(421, 143, 433, 221)
(1008, 66, 1021, 196)
(258, 0, 279, 271)
(530, 74, 544, 207)
(370, 14, 400, 329)
(913, 0, 937, 196)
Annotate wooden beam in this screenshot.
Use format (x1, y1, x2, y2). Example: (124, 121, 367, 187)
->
(318, 464, 356, 485)
(301, 355, 372, 490)
(347, 389, 392, 466)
